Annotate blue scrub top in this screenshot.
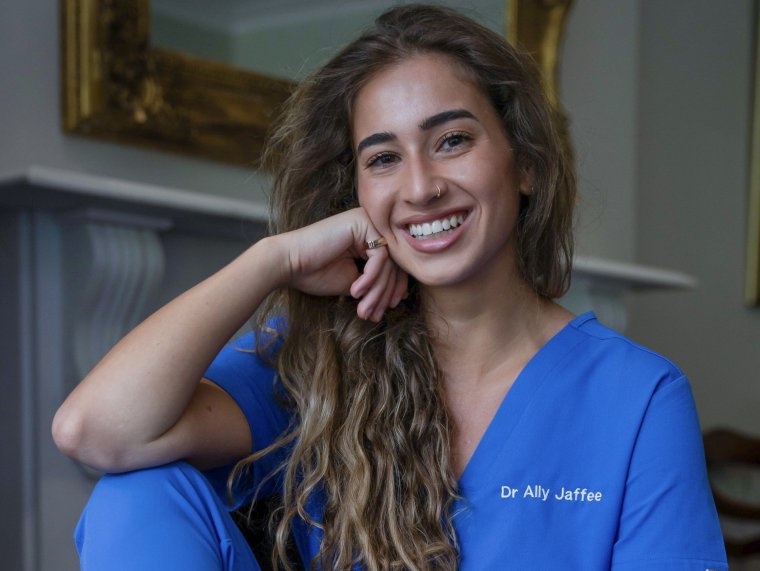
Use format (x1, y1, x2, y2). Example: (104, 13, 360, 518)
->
(204, 312, 727, 570)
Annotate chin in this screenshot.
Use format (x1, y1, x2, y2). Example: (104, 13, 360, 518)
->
(408, 267, 474, 290)
(406, 250, 516, 292)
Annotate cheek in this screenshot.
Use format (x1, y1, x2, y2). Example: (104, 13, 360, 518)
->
(355, 179, 371, 210)
(481, 154, 521, 199)
(357, 185, 393, 230)
(355, 172, 373, 205)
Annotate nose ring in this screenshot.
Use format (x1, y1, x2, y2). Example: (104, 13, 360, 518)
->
(435, 184, 442, 199)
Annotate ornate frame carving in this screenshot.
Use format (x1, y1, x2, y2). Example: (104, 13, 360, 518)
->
(61, 0, 293, 165)
(507, 0, 573, 109)
(61, 0, 572, 167)
(507, 0, 574, 161)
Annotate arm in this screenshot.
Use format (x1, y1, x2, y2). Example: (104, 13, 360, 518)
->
(52, 208, 406, 473)
(610, 376, 728, 570)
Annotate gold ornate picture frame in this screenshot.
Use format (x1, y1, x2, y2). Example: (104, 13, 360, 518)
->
(746, 1, 760, 306)
(61, 0, 294, 166)
(61, 0, 572, 167)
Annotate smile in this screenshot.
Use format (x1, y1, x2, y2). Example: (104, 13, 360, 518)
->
(408, 212, 467, 240)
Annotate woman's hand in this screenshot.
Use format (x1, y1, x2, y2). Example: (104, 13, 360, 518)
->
(273, 208, 408, 322)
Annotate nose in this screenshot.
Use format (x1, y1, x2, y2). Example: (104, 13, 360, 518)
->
(401, 154, 441, 205)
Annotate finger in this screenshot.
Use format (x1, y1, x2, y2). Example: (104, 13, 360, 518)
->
(372, 265, 399, 321)
(356, 256, 395, 320)
(347, 207, 384, 259)
(357, 262, 392, 320)
(350, 246, 388, 298)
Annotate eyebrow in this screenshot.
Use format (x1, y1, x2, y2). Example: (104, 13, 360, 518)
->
(356, 108, 477, 155)
(419, 108, 476, 131)
(356, 132, 396, 155)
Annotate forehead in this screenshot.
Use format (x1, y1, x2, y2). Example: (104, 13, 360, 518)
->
(351, 53, 491, 139)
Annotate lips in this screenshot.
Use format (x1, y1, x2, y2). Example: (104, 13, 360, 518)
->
(408, 212, 467, 239)
(398, 209, 471, 252)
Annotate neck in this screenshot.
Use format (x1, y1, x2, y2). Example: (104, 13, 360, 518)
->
(421, 256, 571, 389)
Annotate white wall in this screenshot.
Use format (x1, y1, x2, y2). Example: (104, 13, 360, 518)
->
(628, 0, 760, 433)
(544, 0, 760, 434)
(561, 0, 639, 262)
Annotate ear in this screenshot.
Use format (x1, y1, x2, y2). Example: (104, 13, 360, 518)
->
(518, 160, 535, 196)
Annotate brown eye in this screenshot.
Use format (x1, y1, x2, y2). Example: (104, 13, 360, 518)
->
(439, 131, 472, 151)
(366, 152, 399, 169)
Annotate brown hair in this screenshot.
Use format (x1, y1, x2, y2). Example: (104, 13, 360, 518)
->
(233, 4, 576, 570)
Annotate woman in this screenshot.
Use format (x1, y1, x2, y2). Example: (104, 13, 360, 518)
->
(53, 4, 727, 570)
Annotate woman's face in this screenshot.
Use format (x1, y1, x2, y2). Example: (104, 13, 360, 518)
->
(352, 53, 529, 289)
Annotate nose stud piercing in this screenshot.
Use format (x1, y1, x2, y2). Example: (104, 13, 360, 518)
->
(435, 184, 441, 199)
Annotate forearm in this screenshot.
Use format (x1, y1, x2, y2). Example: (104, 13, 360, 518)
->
(52, 236, 286, 468)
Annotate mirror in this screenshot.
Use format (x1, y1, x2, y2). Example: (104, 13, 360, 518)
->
(62, 0, 572, 166)
(150, 1, 508, 82)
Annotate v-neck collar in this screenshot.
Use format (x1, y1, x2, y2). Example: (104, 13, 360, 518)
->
(456, 311, 595, 491)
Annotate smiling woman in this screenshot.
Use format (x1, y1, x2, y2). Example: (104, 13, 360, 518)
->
(55, 4, 728, 571)
(352, 54, 525, 290)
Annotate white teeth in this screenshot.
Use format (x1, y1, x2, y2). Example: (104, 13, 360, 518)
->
(408, 212, 467, 238)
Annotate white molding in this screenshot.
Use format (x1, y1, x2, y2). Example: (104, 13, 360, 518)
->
(0, 165, 269, 222)
(573, 255, 697, 290)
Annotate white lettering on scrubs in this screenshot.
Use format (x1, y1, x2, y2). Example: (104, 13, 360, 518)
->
(499, 484, 604, 503)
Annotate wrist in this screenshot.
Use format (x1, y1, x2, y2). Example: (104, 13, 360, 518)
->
(250, 234, 292, 291)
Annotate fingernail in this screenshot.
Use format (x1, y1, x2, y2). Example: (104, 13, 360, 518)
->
(352, 286, 366, 298)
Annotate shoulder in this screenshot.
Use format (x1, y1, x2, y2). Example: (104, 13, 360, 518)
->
(203, 325, 291, 428)
(546, 312, 692, 424)
(205, 320, 286, 383)
(566, 312, 685, 389)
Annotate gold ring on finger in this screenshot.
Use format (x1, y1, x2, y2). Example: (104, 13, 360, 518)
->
(366, 236, 388, 250)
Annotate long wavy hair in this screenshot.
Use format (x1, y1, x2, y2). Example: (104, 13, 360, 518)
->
(232, 4, 576, 570)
